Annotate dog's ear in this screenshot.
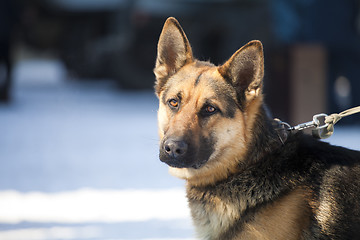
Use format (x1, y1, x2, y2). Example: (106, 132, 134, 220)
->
(154, 17, 193, 96)
(218, 40, 264, 104)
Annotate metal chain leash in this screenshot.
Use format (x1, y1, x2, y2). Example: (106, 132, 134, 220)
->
(281, 106, 360, 139)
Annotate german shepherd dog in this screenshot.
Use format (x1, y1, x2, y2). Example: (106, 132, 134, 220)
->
(154, 17, 360, 240)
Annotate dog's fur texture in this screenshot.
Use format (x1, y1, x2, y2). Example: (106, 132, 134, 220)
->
(154, 17, 360, 240)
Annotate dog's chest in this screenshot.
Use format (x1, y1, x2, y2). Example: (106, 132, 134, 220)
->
(188, 192, 242, 239)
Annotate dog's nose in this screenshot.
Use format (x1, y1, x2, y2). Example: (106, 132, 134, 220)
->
(163, 139, 188, 158)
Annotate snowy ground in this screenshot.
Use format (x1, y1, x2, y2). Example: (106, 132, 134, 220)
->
(0, 60, 359, 240)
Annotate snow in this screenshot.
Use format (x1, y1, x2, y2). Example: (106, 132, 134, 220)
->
(0, 188, 189, 224)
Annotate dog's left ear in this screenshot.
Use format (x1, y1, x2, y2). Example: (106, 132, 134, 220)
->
(154, 17, 193, 96)
(218, 40, 264, 103)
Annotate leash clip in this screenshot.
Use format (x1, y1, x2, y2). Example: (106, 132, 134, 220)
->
(283, 106, 360, 139)
(311, 113, 332, 139)
(290, 113, 328, 131)
(289, 113, 332, 139)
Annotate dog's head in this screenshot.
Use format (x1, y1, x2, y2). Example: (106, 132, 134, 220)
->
(154, 17, 264, 186)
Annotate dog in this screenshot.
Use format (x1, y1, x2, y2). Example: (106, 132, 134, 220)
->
(154, 17, 360, 240)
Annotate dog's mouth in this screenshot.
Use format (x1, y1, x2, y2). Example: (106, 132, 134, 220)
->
(161, 157, 207, 169)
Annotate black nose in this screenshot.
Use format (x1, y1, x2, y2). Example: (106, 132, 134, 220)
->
(163, 139, 188, 159)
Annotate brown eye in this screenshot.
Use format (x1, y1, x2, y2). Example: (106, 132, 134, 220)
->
(168, 99, 179, 108)
(200, 104, 218, 117)
(206, 105, 216, 113)
(204, 105, 218, 115)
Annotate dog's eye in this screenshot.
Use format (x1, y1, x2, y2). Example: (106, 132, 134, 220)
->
(202, 104, 218, 115)
(168, 99, 179, 108)
(205, 105, 217, 113)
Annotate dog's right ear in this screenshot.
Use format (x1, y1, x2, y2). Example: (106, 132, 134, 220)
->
(154, 17, 193, 96)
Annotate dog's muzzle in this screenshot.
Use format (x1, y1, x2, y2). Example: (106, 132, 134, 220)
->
(160, 137, 210, 169)
(159, 134, 213, 169)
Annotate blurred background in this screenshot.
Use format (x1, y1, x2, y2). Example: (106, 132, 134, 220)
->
(0, 0, 359, 239)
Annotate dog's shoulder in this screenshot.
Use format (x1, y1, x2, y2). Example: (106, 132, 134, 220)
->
(282, 133, 360, 238)
(296, 135, 360, 238)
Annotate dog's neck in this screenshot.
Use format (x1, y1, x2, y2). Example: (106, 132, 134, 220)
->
(242, 105, 287, 168)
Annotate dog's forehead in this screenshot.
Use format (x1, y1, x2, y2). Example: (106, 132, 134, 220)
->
(163, 62, 236, 102)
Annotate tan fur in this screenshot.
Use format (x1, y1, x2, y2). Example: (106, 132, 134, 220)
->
(237, 188, 312, 240)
